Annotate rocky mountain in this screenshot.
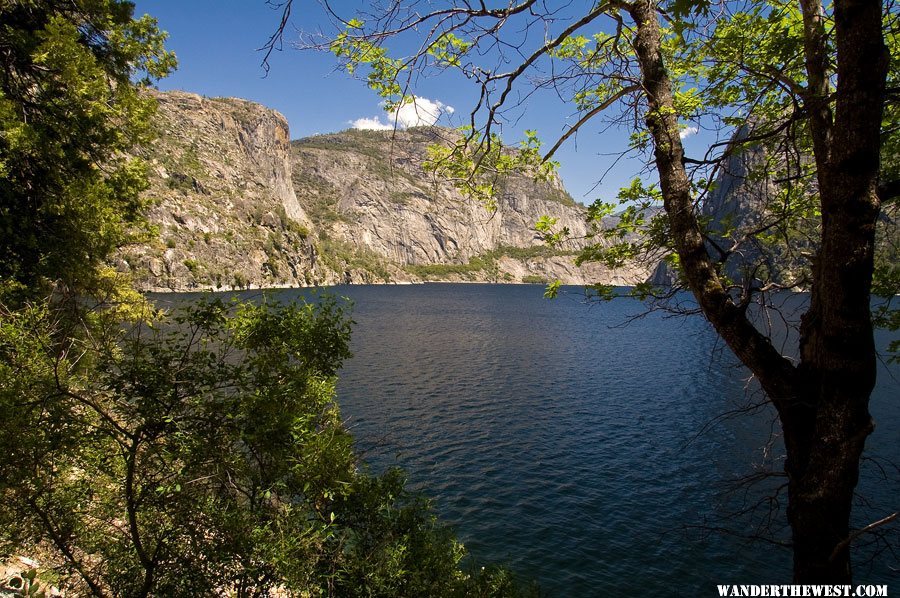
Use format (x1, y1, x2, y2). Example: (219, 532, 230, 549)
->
(291, 127, 645, 285)
(119, 90, 333, 290)
(698, 125, 819, 286)
(119, 91, 650, 291)
(649, 126, 824, 288)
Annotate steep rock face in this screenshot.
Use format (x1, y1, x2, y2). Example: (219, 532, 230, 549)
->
(120, 90, 332, 290)
(699, 125, 818, 286)
(651, 126, 816, 288)
(700, 126, 781, 282)
(123, 91, 650, 290)
(292, 128, 647, 285)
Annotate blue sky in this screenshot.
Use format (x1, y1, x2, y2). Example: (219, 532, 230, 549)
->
(132, 1, 709, 204)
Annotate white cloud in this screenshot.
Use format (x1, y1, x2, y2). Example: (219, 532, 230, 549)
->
(349, 97, 455, 131)
(394, 97, 455, 127)
(349, 116, 393, 130)
(679, 125, 699, 140)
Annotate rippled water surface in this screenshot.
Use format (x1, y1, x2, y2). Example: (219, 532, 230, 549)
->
(162, 284, 900, 595)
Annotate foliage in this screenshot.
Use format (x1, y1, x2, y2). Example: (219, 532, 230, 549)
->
(529, 0, 837, 301)
(405, 245, 574, 281)
(405, 258, 497, 280)
(316, 0, 897, 324)
(0, 0, 176, 301)
(0, 4, 536, 595)
(423, 128, 559, 210)
(317, 234, 395, 282)
(0, 295, 534, 596)
(2, 297, 345, 594)
(330, 19, 405, 111)
(872, 204, 900, 362)
(521, 275, 549, 284)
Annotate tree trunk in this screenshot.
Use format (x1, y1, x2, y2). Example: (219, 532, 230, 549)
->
(790, 0, 887, 581)
(785, 393, 872, 581)
(627, 0, 888, 582)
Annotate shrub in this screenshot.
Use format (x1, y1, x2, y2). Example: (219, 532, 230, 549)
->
(0, 297, 536, 595)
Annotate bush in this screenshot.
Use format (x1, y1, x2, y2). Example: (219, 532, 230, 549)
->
(0, 296, 535, 596)
(521, 274, 548, 284)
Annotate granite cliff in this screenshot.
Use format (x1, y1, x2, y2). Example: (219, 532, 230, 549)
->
(120, 90, 332, 290)
(291, 127, 643, 285)
(119, 91, 650, 290)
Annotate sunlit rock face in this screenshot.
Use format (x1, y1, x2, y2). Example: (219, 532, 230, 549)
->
(121, 91, 651, 290)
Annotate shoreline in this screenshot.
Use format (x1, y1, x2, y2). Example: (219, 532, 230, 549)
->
(139, 274, 649, 295)
(140, 279, 565, 295)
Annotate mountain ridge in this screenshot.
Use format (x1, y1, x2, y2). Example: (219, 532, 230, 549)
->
(118, 90, 652, 291)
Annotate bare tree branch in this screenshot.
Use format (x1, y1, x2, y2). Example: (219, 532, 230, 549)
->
(830, 513, 899, 563)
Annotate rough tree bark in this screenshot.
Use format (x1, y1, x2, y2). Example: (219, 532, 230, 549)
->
(627, 0, 888, 582)
(790, 0, 888, 581)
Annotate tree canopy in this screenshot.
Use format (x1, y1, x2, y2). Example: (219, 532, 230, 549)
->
(0, 2, 537, 595)
(0, 0, 175, 302)
(2, 294, 534, 596)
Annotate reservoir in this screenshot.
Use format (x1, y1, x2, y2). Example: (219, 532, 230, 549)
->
(160, 284, 900, 595)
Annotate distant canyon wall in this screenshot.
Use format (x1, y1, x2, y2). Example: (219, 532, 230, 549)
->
(119, 90, 652, 291)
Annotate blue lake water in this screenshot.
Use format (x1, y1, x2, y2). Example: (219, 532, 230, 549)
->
(159, 284, 900, 595)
